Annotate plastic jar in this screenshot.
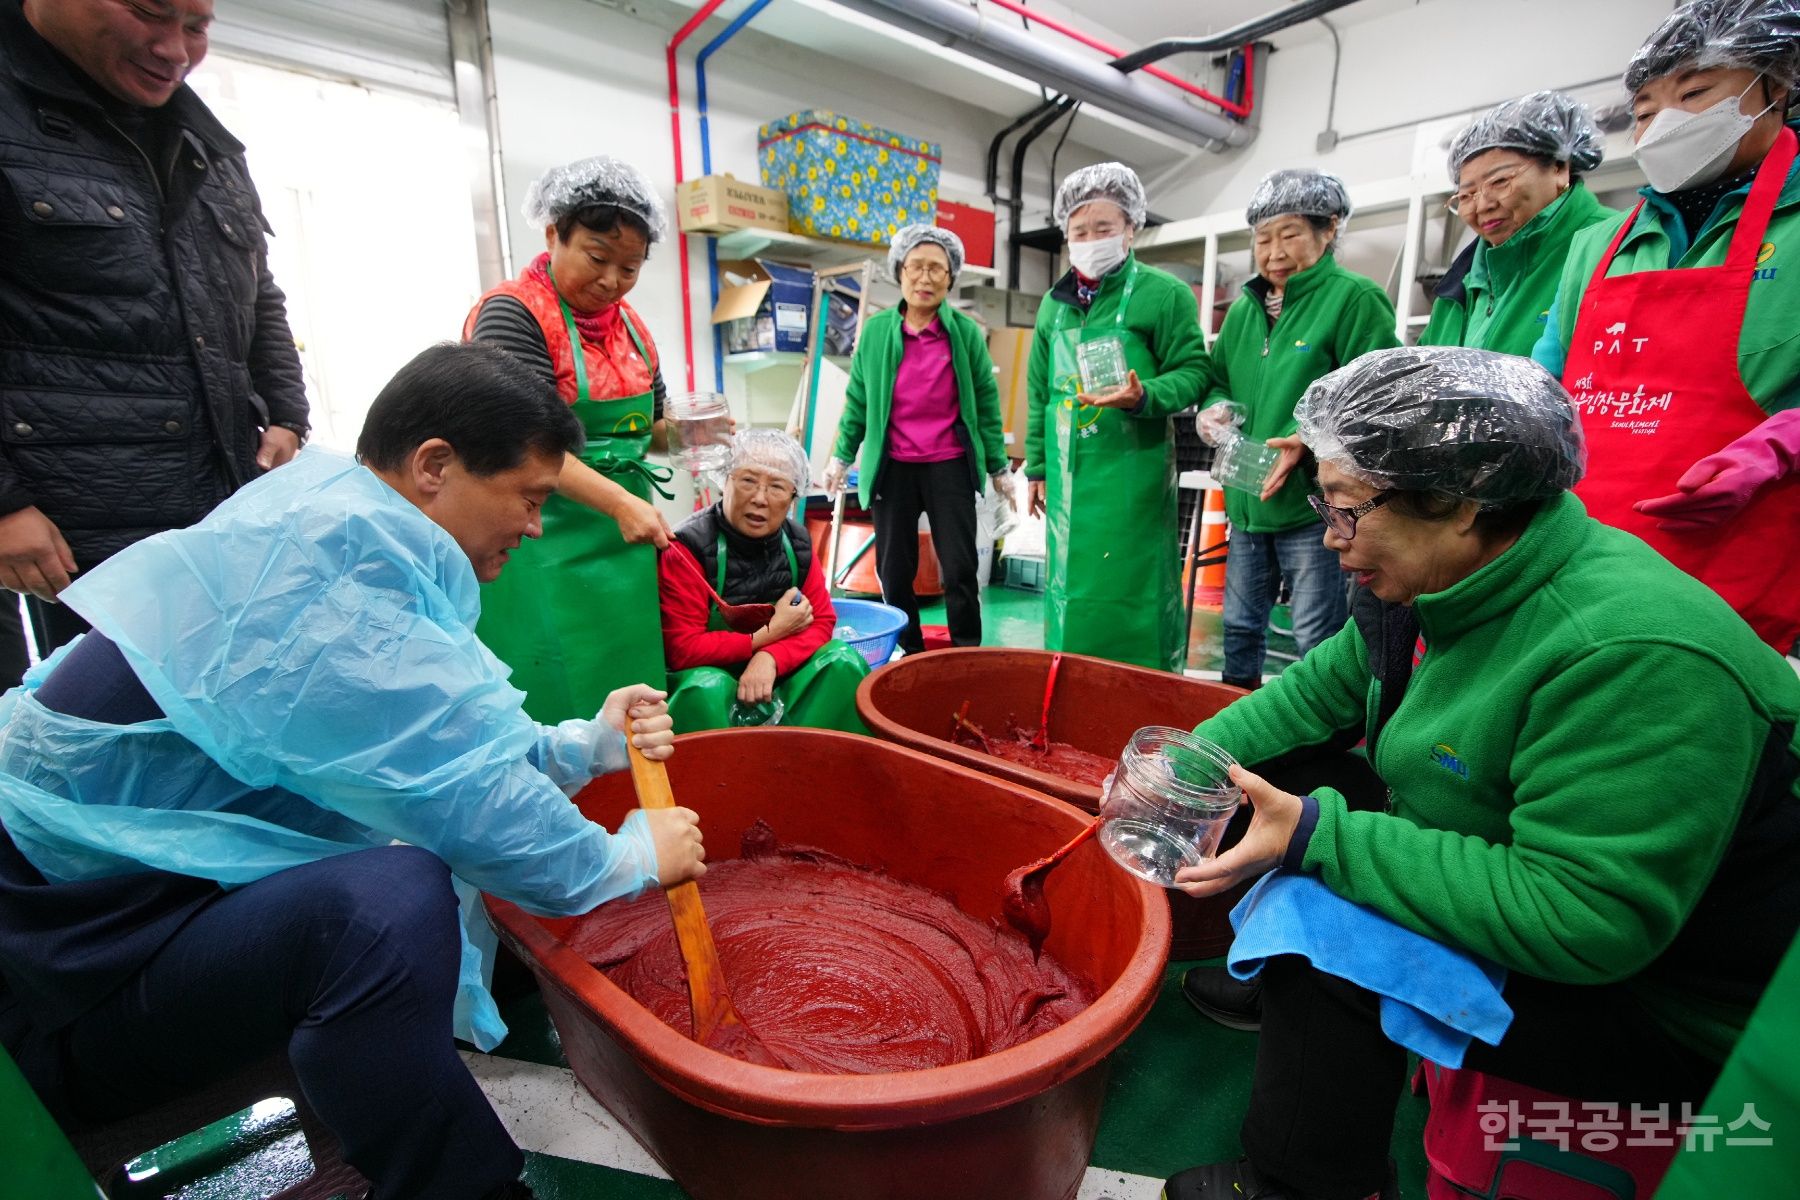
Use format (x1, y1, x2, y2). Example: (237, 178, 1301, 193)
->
(1075, 335, 1129, 395)
(1098, 727, 1240, 887)
(1211, 430, 1281, 495)
(667, 392, 734, 473)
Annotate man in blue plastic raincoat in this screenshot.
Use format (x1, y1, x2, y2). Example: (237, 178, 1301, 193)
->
(0, 343, 706, 1200)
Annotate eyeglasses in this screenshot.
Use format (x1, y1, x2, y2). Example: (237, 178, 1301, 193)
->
(729, 473, 796, 503)
(900, 262, 950, 282)
(1308, 491, 1391, 540)
(1446, 166, 1529, 214)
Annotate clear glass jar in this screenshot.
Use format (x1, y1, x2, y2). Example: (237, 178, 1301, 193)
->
(1076, 335, 1129, 395)
(1098, 727, 1240, 887)
(667, 391, 734, 474)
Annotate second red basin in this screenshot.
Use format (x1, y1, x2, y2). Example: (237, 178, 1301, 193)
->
(856, 647, 1252, 957)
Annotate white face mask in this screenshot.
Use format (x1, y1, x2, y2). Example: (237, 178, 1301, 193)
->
(1634, 75, 1776, 193)
(1067, 234, 1128, 279)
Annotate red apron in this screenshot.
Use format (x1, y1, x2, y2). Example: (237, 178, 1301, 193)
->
(1565, 126, 1800, 652)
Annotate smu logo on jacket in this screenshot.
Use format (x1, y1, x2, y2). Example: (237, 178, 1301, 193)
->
(1429, 743, 1471, 780)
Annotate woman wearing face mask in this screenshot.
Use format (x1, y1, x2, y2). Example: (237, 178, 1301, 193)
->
(1421, 92, 1620, 357)
(1533, 0, 1800, 654)
(1024, 163, 1212, 672)
(464, 156, 677, 723)
(1197, 170, 1398, 690)
(825, 225, 1011, 654)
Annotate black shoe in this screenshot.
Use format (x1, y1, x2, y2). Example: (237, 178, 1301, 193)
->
(1181, 965, 1263, 1031)
(1164, 1157, 1285, 1199)
(1163, 1157, 1398, 1200)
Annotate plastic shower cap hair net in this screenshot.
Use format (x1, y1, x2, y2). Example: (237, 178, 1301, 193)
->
(728, 429, 811, 492)
(522, 155, 669, 244)
(1624, 0, 1800, 92)
(1245, 169, 1353, 229)
(1295, 347, 1586, 506)
(887, 224, 965, 283)
(1447, 91, 1606, 181)
(1053, 162, 1148, 230)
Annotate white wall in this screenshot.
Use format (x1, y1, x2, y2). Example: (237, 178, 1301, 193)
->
(485, 0, 1678, 383)
(1156, 0, 1670, 219)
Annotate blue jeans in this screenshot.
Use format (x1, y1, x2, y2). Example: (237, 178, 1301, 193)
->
(1222, 523, 1348, 685)
(4, 845, 522, 1200)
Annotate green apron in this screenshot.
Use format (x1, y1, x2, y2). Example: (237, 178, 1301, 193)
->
(477, 279, 674, 725)
(1045, 261, 1184, 672)
(665, 530, 869, 734)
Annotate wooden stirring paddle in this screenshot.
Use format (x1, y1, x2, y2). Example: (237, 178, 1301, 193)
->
(625, 741, 777, 1064)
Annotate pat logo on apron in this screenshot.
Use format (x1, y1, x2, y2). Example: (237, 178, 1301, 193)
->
(1567, 321, 1670, 437)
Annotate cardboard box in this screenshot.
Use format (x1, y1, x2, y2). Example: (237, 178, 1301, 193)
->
(1008, 289, 1042, 328)
(960, 285, 1009, 330)
(676, 174, 789, 235)
(987, 327, 1035, 454)
(758, 110, 942, 246)
(936, 198, 996, 269)
(713, 259, 815, 354)
(959, 285, 1041, 331)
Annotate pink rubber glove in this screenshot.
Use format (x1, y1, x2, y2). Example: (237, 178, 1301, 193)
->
(1634, 408, 1800, 533)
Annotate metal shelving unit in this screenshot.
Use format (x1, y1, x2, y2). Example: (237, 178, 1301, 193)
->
(715, 225, 996, 281)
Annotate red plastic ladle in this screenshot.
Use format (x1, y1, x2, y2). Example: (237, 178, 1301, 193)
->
(1029, 653, 1062, 752)
(1001, 815, 1100, 960)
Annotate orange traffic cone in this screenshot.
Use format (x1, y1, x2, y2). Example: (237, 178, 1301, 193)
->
(1193, 487, 1228, 610)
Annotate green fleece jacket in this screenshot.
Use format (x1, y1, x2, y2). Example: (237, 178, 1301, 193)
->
(1419, 184, 1619, 358)
(832, 303, 1006, 509)
(1201, 253, 1399, 533)
(1534, 129, 1800, 416)
(1023, 254, 1212, 479)
(1196, 493, 1800, 1061)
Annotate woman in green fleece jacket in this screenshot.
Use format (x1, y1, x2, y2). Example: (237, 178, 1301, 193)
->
(1419, 91, 1621, 357)
(827, 225, 1010, 654)
(1164, 348, 1800, 1200)
(1198, 169, 1398, 688)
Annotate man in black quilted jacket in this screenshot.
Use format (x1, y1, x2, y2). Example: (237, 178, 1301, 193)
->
(0, 0, 309, 665)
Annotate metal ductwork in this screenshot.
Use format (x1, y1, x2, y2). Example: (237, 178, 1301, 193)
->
(829, 0, 1254, 149)
(1109, 0, 1362, 73)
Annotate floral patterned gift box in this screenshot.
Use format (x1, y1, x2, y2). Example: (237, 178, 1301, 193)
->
(758, 110, 942, 247)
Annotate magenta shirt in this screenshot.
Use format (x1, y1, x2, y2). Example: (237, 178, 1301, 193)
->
(887, 316, 965, 463)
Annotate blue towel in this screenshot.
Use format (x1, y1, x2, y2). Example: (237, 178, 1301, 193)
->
(1228, 870, 1513, 1067)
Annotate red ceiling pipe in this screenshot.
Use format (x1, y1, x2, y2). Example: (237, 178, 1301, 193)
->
(979, 0, 1253, 119)
(667, 0, 733, 392)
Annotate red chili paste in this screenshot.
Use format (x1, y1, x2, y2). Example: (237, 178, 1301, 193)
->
(567, 824, 1094, 1073)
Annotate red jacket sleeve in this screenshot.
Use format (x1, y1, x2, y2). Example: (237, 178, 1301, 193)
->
(659, 544, 756, 672)
(763, 554, 837, 676)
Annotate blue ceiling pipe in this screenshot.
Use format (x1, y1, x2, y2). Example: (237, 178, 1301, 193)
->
(696, 0, 776, 392)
